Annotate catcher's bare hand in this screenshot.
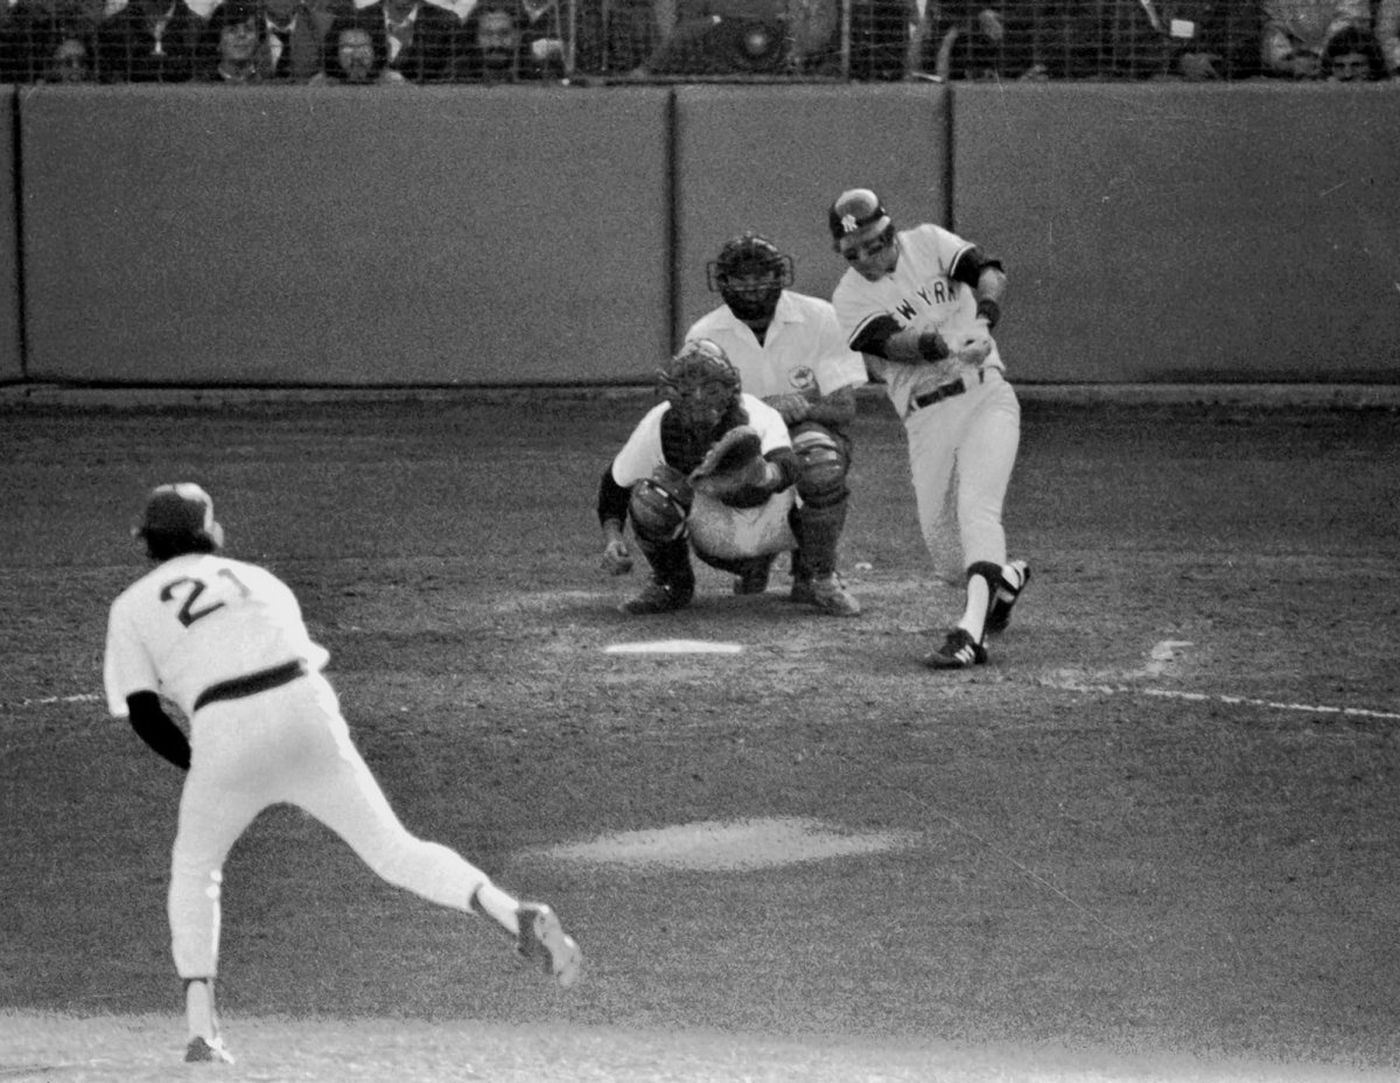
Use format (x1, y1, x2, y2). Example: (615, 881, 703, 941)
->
(765, 393, 811, 426)
(601, 537, 633, 575)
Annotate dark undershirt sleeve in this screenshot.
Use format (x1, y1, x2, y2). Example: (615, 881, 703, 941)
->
(597, 466, 631, 526)
(126, 691, 191, 770)
(850, 314, 901, 359)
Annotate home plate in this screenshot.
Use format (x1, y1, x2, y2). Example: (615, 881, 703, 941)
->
(605, 639, 743, 655)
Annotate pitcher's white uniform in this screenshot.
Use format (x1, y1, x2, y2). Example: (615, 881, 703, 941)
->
(104, 552, 491, 982)
(832, 223, 1020, 583)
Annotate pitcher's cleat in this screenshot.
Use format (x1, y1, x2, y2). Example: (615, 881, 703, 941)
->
(516, 903, 582, 989)
(985, 560, 1030, 634)
(924, 627, 988, 669)
(184, 1036, 234, 1065)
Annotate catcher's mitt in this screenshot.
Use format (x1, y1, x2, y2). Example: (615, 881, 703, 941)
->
(689, 425, 773, 504)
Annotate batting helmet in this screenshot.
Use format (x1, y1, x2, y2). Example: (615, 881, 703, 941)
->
(827, 188, 893, 250)
(706, 231, 795, 323)
(135, 482, 225, 559)
(658, 339, 741, 430)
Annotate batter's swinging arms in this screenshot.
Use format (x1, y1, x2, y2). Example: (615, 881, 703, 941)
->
(103, 483, 582, 1065)
(827, 188, 1031, 669)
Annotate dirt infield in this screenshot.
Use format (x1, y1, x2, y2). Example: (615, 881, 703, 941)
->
(1, 391, 1398, 1081)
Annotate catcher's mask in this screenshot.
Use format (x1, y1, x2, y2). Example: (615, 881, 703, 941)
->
(828, 188, 897, 279)
(658, 338, 740, 431)
(135, 482, 225, 560)
(706, 231, 794, 324)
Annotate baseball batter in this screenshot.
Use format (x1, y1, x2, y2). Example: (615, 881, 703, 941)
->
(827, 188, 1031, 669)
(103, 483, 582, 1065)
(686, 231, 867, 616)
(598, 339, 801, 614)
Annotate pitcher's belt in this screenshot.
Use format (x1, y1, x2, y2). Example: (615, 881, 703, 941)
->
(193, 659, 308, 712)
(910, 370, 986, 413)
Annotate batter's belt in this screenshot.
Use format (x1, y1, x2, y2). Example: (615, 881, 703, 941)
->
(193, 659, 308, 712)
(908, 369, 985, 415)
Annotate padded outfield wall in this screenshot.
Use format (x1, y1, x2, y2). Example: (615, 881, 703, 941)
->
(8, 82, 1400, 386)
(0, 89, 20, 382)
(19, 85, 674, 386)
(952, 83, 1400, 384)
(17, 83, 948, 386)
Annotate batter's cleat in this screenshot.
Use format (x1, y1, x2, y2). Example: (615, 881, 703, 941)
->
(184, 1036, 234, 1064)
(619, 575, 695, 615)
(789, 576, 816, 605)
(985, 560, 1031, 634)
(809, 573, 861, 617)
(732, 559, 771, 595)
(515, 903, 582, 989)
(925, 627, 988, 669)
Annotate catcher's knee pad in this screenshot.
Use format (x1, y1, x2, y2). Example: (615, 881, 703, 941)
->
(792, 428, 848, 509)
(629, 468, 693, 544)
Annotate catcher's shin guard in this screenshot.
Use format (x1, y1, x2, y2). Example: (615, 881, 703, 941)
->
(635, 535, 694, 586)
(791, 427, 849, 509)
(789, 427, 850, 578)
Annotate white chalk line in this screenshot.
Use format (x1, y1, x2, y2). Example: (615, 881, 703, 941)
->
(4, 692, 102, 709)
(1038, 678, 1400, 723)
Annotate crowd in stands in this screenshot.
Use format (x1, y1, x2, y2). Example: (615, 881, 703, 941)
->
(2, 0, 1397, 84)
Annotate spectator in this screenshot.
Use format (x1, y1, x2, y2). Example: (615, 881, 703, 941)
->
(357, 0, 461, 81)
(1079, 0, 1263, 80)
(1379, 0, 1400, 77)
(646, 0, 792, 75)
(43, 26, 96, 79)
(849, 0, 914, 79)
(917, 2, 1048, 80)
(1321, 21, 1387, 78)
(571, 0, 654, 76)
(515, 0, 566, 77)
(97, 0, 205, 81)
(2, 0, 104, 81)
(456, 0, 523, 79)
(1260, 0, 1370, 78)
(198, 0, 264, 80)
(309, 10, 395, 81)
(257, 0, 348, 80)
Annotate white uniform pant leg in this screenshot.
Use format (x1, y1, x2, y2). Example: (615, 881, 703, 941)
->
(277, 675, 489, 912)
(169, 708, 284, 979)
(955, 375, 1020, 568)
(905, 407, 964, 584)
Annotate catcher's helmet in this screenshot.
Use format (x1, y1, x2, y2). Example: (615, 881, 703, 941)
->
(135, 482, 225, 559)
(706, 231, 794, 323)
(658, 339, 740, 429)
(828, 188, 893, 249)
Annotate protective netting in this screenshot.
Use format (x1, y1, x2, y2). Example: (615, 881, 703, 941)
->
(1, 1, 1394, 84)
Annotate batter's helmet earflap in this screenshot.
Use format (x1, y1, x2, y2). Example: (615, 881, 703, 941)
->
(828, 188, 893, 250)
(135, 482, 225, 559)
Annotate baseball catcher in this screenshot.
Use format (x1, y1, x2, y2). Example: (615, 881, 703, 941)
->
(597, 338, 801, 614)
(684, 230, 868, 616)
